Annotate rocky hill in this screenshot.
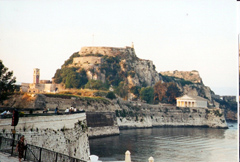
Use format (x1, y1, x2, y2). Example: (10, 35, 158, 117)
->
(160, 70, 214, 104)
(160, 70, 237, 120)
(76, 46, 160, 87)
(52, 45, 237, 120)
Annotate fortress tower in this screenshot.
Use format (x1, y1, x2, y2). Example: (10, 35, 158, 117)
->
(33, 68, 40, 84)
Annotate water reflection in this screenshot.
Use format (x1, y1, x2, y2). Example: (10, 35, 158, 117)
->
(89, 122, 237, 162)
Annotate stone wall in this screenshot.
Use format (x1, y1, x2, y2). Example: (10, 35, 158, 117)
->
(44, 97, 120, 112)
(88, 126, 120, 138)
(79, 46, 131, 56)
(73, 57, 102, 66)
(21, 83, 65, 93)
(86, 112, 120, 138)
(117, 106, 228, 129)
(86, 112, 115, 127)
(160, 70, 202, 84)
(0, 113, 90, 161)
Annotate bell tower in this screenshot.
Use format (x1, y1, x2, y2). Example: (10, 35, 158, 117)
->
(33, 68, 40, 84)
(131, 42, 134, 49)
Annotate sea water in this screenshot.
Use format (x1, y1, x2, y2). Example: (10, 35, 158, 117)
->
(89, 122, 238, 162)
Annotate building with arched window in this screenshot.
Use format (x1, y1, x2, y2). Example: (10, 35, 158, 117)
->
(176, 95, 208, 108)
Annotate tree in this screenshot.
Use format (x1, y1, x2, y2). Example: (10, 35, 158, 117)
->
(85, 79, 107, 90)
(99, 55, 123, 86)
(154, 81, 167, 102)
(140, 86, 154, 104)
(130, 86, 141, 97)
(78, 68, 88, 87)
(106, 91, 116, 100)
(53, 69, 62, 83)
(65, 71, 80, 88)
(166, 82, 182, 104)
(0, 60, 16, 104)
(115, 81, 128, 100)
(60, 68, 88, 89)
(62, 52, 80, 67)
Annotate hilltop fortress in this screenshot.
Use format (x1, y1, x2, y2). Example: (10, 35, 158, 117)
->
(79, 46, 133, 56)
(71, 45, 134, 69)
(160, 70, 203, 84)
(66, 44, 160, 89)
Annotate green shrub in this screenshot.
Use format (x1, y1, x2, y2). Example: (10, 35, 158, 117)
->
(85, 80, 107, 90)
(19, 111, 24, 117)
(106, 91, 116, 100)
(135, 115, 138, 121)
(205, 109, 210, 114)
(62, 52, 80, 67)
(213, 110, 222, 117)
(115, 110, 120, 117)
(94, 91, 107, 97)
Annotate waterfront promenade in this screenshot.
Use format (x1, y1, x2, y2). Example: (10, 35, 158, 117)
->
(0, 152, 30, 162)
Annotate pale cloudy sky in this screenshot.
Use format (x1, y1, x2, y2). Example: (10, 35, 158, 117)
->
(0, 0, 239, 96)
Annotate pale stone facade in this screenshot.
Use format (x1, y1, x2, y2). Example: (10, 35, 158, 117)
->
(73, 56, 102, 66)
(0, 113, 90, 161)
(21, 82, 65, 93)
(28, 83, 65, 93)
(160, 70, 202, 84)
(176, 95, 208, 108)
(21, 68, 65, 93)
(79, 46, 131, 56)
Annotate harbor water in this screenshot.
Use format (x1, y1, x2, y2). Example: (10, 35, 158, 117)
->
(89, 122, 238, 162)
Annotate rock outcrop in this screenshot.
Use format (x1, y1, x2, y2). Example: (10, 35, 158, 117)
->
(160, 70, 203, 84)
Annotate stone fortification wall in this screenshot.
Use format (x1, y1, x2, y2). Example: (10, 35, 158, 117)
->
(21, 83, 65, 93)
(44, 96, 120, 112)
(86, 112, 116, 127)
(1, 95, 228, 142)
(115, 98, 228, 129)
(160, 70, 202, 84)
(117, 106, 228, 129)
(79, 46, 131, 56)
(88, 126, 119, 138)
(73, 57, 102, 66)
(86, 112, 120, 138)
(0, 113, 90, 161)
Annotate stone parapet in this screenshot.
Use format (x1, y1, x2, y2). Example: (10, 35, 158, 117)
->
(79, 46, 131, 56)
(0, 113, 90, 161)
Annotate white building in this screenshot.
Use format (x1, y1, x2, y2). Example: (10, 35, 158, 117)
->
(176, 95, 207, 108)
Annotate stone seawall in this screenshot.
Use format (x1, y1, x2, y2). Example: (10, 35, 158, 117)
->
(0, 113, 90, 161)
(86, 112, 120, 138)
(88, 126, 120, 138)
(0, 95, 228, 141)
(117, 107, 228, 129)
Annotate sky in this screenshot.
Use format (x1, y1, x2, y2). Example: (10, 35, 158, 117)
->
(0, 0, 239, 96)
